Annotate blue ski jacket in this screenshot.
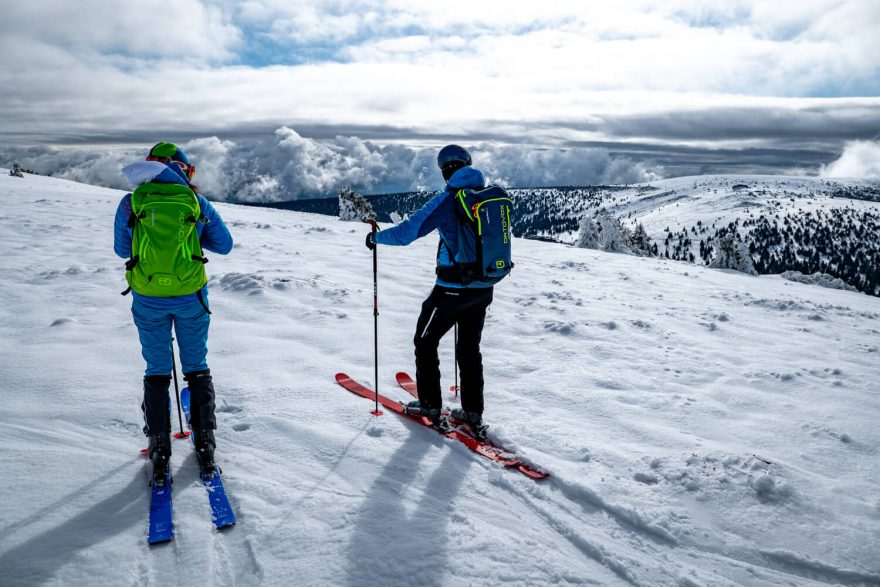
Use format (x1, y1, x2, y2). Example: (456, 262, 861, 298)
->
(114, 161, 233, 310)
(373, 166, 493, 289)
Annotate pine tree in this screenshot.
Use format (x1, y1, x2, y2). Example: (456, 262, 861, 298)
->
(574, 215, 601, 249)
(575, 213, 655, 256)
(629, 223, 656, 257)
(708, 233, 757, 275)
(338, 186, 376, 222)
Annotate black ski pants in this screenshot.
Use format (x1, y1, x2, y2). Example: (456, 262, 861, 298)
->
(413, 285, 493, 413)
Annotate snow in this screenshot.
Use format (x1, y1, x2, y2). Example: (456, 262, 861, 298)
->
(781, 271, 858, 292)
(547, 174, 880, 245)
(1, 170, 879, 586)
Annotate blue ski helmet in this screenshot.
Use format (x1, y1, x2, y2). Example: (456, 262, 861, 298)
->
(437, 144, 472, 169)
(438, 144, 471, 180)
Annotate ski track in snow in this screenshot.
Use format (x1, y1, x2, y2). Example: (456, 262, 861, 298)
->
(1, 170, 879, 586)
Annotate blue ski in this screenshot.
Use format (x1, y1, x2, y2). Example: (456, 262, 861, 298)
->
(180, 387, 236, 529)
(147, 475, 173, 544)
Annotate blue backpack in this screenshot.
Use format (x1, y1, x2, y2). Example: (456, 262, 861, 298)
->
(438, 185, 514, 285)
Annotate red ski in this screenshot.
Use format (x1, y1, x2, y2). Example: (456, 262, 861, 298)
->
(395, 372, 548, 480)
(335, 372, 548, 480)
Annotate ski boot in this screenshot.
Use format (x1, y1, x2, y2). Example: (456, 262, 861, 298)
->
(449, 407, 488, 439)
(403, 400, 449, 431)
(184, 370, 216, 431)
(148, 433, 172, 487)
(194, 429, 217, 479)
(142, 375, 172, 437)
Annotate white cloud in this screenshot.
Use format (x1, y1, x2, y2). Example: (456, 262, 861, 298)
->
(0, 0, 877, 159)
(177, 136, 235, 196)
(1, 128, 665, 200)
(0, 1, 239, 62)
(476, 145, 661, 187)
(820, 140, 880, 181)
(195, 128, 665, 200)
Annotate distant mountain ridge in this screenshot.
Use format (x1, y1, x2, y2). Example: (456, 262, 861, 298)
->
(246, 175, 880, 296)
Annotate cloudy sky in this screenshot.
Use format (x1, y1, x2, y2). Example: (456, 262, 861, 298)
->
(2, 0, 879, 199)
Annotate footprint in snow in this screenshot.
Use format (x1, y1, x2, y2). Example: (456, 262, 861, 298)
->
(211, 272, 265, 295)
(217, 404, 243, 414)
(542, 321, 576, 335)
(50, 317, 77, 327)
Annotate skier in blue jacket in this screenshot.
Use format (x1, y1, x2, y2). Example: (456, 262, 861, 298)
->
(114, 142, 233, 481)
(365, 145, 493, 433)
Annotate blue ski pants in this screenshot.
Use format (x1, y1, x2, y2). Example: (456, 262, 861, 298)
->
(131, 296, 210, 376)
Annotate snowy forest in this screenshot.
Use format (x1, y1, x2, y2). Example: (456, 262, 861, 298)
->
(259, 176, 880, 297)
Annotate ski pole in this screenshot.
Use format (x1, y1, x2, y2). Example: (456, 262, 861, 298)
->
(453, 324, 459, 397)
(170, 338, 190, 438)
(368, 219, 382, 416)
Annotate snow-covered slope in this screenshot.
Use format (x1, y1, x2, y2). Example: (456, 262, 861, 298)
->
(518, 176, 880, 294)
(515, 174, 879, 242)
(1, 170, 879, 586)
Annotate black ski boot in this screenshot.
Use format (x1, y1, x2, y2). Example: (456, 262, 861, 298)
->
(142, 375, 172, 437)
(194, 429, 217, 478)
(449, 407, 487, 439)
(403, 400, 448, 431)
(148, 433, 172, 487)
(184, 370, 216, 431)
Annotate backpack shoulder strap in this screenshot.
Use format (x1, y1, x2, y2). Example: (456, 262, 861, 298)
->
(453, 189, 480, 225)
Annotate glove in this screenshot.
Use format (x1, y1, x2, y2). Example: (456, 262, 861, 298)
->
(365, 232, 376, 250)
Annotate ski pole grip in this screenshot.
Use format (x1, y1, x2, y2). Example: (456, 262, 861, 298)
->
(366, 219, 378, 233)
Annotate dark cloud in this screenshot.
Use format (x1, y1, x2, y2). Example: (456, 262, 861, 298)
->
(4, 101, 876, 200)
(556, 139, 838, 177)
(6, 101, 873, 164)
(6, 123, 433, 147)
(596, 105, 880, 144)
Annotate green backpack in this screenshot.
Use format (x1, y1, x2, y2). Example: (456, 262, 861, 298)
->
(125, 182, 208, 297)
